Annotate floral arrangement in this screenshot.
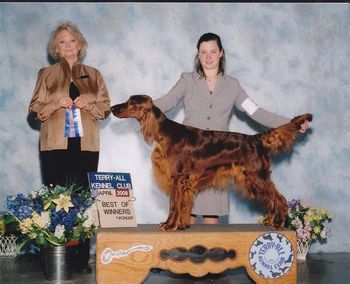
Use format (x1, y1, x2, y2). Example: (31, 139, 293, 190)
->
(5, 184, 97, 253)
(284, 199, 331, 244)
(258, 199, 332, 245)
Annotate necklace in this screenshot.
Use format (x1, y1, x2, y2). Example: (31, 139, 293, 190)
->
(206, 75, 218, 82)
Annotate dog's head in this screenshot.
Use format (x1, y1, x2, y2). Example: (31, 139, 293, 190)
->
(291, 113, 313, 128)
(111, 95, 153, 121)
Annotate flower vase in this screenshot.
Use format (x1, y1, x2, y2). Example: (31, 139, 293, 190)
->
(39, 245, 76, 281)
(297, 239, 311, 261)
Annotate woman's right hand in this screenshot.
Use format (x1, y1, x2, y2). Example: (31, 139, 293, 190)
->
(39, 97, 73, 120)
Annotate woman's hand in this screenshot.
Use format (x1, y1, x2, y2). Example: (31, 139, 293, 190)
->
(74, 96, 91, 110)
(57, 97, 74, 109)
(39, 97, 73, 120)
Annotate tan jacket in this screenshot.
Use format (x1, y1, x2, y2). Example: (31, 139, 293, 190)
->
(29, 58, 111, 151)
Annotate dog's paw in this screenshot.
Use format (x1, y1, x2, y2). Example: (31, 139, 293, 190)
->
(156, 222, 165, 231)
(271, 224, 284, 230)
(262, 217, 273, 227)
(177, 224, 190, 230)
(272, 221, 285, 230)
(157, 222, 178, 232)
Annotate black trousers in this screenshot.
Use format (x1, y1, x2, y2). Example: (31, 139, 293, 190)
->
(40, 138, 97, 271)
(40, 138, 99, 192)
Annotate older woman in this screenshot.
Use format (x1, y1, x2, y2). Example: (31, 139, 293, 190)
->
(29, 21, 111, 192)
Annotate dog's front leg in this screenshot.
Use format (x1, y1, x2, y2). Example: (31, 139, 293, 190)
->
(178, 177, 195, 230)
(157, 190, 181, 232)
(157, 176, 190, 232)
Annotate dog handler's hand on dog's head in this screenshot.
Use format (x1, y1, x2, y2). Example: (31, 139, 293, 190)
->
(299, 120, 309, 133)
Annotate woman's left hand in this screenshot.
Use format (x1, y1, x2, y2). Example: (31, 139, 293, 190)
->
(299, 120, 309, 133)
(74, 96, 91, 110)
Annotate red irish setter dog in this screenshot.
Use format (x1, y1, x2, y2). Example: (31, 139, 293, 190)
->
(111, 95, 312, 232)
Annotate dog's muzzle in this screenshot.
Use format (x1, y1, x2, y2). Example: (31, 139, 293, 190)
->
(111, 104, 124, 117)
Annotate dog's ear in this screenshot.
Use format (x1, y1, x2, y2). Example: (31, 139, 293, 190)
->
(139, 109, 156, 144)
(138, 95, 154, 112)
(141, 95, 154, 109)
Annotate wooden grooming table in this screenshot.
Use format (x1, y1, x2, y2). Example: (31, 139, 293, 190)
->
(96, 224, 297, 284)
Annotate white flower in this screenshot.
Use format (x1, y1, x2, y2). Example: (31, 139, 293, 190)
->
(54, 224, 65, 239)
(320, 228, 328, 239)
(30, 190, 39, 198)
(30, 185, 47, 198)
(52, 194, 74, 212)
(83, 206, 93, 218)
(83, 218, 94, 228)
(83, 206, 97, 228)
(32, 211, 50, 228)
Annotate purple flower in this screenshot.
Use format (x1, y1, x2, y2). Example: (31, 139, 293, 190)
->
(287, 199, 301, 210)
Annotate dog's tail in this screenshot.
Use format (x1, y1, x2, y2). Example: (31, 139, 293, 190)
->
(258, 113, 313, 154)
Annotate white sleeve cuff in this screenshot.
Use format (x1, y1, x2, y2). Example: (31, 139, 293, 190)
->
(241, 98, 259, 116)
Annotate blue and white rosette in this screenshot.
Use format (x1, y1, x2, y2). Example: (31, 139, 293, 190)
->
(65, 106, 84, 137)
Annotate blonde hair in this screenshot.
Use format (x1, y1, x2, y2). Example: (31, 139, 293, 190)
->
(48, 21, 88, 61)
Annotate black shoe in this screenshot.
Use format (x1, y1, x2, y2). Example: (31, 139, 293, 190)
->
(82, 264, 92, 274)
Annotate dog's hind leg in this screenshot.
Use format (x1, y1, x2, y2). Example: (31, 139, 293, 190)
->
(273, 188, 288, 229)
(260, 180, 288, 229)
(238, 175, 287, 230)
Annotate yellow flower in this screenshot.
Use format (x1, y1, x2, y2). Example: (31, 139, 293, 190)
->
(0, 220, 5, 235)
(314, 226, 321, 234)
(19, 218, 33, 234)
(52, 194, 74, 213)
(28, 232, 37, 239)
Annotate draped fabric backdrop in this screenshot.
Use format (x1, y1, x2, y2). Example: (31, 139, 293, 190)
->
(0, 3, 349, 253)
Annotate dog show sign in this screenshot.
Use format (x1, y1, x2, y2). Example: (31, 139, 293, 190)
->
(88, 172, 137, 228)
